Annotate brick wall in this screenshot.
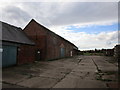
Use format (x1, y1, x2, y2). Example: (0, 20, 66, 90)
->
(18, 19, 78, 64)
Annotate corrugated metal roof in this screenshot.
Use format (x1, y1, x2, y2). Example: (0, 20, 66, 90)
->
(1, 21, 35, 45)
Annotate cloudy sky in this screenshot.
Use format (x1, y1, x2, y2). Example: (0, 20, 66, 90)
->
(0, 0, 119, 50)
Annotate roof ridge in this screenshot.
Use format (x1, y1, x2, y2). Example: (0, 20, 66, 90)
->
(0, 21, 22, 29)
(2, 21, 35, 45)
(28, 19, 78, 49)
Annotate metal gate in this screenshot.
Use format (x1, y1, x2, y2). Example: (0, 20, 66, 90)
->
(2, 45, 17, 67)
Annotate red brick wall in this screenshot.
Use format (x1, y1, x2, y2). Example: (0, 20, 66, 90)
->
(46, 31, 75, 60)
(17, 45, 35, 64)
(17, 20, 47, 64)
(46, 33, 60, 60)
(18, 19, 78, 64)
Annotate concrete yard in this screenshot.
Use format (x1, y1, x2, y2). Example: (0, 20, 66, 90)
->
(2, 56, 118, 88)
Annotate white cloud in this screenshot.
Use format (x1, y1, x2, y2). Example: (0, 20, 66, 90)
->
(0, 2, 118, 28)
(1, 5, 31, 28)
(0, 0, 119, 2)
(50, 26, 118, 50)
(72, 20, 117, 28)
(0, 2, 118, 50)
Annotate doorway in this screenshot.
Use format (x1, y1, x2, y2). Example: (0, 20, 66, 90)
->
(60, 48, 65, 58)
(2, 45, 17, 67)
(36, 49, 41, 61)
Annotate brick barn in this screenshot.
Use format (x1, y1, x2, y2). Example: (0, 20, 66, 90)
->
(18, 19, 78, 63)
(1, 21, 34, 67)
(114, 44, 120, 59)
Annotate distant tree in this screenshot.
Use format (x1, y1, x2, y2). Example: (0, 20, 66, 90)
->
(95, 48, 97, 53)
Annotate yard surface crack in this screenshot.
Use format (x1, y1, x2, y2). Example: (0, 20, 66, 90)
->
(51, 58, 82, 88)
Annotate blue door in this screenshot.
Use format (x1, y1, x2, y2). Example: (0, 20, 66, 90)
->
(0, 48, 2, 67)
(2, 45, 17, 67)
(60, 48, 65, 58)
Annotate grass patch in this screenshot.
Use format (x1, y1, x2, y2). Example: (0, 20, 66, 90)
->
(104, 71, 117, 75)
(83, 53, 104, 56)
(95, 71, 117, 82)
(96, 74, 113, 82)
(102, 79, 113, 82)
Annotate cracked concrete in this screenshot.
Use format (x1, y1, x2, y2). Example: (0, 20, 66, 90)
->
(17, 76, 59, 88)
(2, 56, 118, 88)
